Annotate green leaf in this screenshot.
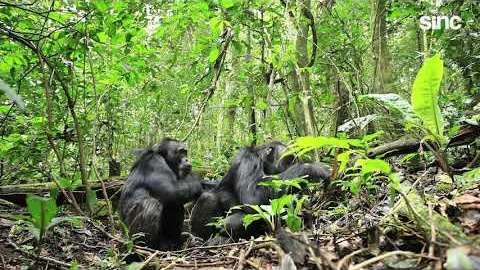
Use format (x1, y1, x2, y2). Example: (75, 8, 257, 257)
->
(411, 54, 444, 137)
(94, 1, 110, 13)
(126, 262, 144, 270)
(220, 0, 235, 9)
(86, 190, 97, 210)
(256, 100, 268, 110)
(243, 214, 263, 229)
(0, 105, 10, 113)
(271, 195, 292, 215)
(209, 48, 219, 63)
(286, 215, 302, 232)
(47, 216, 84, 230)
(355, 159, 391, 175)
(59, 178, 72, 190)
(26, 195, 57, 239)
(96, 32, 108, 43)
(284, 136, 351, 158)
(337, 150, 353, 173)
(361, 131, 384, 144)
(112, 34, 126, 45)
(294, 195, 307, 215)
(70, 262, 79, 270)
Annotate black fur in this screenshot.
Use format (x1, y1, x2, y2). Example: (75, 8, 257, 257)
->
(118, 138, 202, 250)
(190, 141, 330, 241)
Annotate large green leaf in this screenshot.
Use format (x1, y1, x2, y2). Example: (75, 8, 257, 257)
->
(271, 194, 292, 215)
(26, 195, 57, 240)
(286, 215, 302, 232)
(411, 54, 444, 137)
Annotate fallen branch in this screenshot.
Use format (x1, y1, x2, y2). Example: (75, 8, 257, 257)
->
(349, 250, 440, 270)
(388, 188, 471, 245)
(367, 138, 437, 158)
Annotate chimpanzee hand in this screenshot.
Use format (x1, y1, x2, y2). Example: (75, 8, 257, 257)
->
(184, 174, 203, 200)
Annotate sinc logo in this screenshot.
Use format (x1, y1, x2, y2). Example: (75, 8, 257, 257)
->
(419, 15, 462, 30)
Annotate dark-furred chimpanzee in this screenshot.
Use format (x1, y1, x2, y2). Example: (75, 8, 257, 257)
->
(118, 138, 202, 250)
(190, 141, 330, 241)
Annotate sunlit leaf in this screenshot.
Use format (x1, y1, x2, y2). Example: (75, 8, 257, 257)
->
(209, 48, 219, 63)
(26, 195, 57, 240)
(286, 215, 302, 232)
(220, 0, 235, 9)
(355, 159, 391, 174)
(94, 1, 110, 13)
(411, 54, 444, 137)
(271, 195, 292, 215)
(243, 214, 263, 229)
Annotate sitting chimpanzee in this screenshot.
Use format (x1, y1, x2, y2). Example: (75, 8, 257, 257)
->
(190, 141, 330, 241)
(118, 138, 202, 250)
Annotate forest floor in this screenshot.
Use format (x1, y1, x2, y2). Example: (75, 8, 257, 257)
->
(1, 167, 479, 270)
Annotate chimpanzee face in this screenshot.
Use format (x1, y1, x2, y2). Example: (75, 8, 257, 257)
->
(158, 139, 192, 178)
(175, 146, 192, 178)
(260, 141, 295, 175)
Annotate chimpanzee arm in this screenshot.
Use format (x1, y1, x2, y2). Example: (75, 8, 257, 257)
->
(281, 162, 331, 183)
(237, 175, 275, 205)
(239, 163, 331, 204)
(143, 157, 202, 204)
(145, 172, 202, 204)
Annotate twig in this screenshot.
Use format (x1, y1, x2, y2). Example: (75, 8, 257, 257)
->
(244, 241, 254, 259)
(428, 203, 436, 258)
(228, 255, 260, 270)
(235, 248, 246, 270)
(349, 250, 440, 270)
(336, 248, 367, 270)
(160, 261, 176, 270)
(137, 251, 159, 270)
(49, 173, 84, 216)
(93, 165, 115, 232)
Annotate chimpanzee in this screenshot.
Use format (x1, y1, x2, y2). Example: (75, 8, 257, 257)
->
(190, 141, 330, 241)
(118, 138, 202, 250)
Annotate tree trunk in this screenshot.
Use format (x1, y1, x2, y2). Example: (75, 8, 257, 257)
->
(247, 20, 257, 146)
(216, 52, 237, 157)
(290, 0, 317, 139)
(371, 0, 393, 93)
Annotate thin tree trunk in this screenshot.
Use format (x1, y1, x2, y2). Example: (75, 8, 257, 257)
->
(287, 0, 317, 139)
(247, 19, 257, 146)
(371, 0, 393, 93)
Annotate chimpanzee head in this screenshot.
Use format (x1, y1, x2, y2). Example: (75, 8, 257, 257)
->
(257, 141, 295, 175)
(157, 138, 192, 178)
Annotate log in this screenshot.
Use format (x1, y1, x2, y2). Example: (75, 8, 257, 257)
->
(0, 178, 124, 206)
(367, 138, 438, 158)
(369, 124, 480, 159)
(0, 168, 215, 206)
(388, 188, 473, 244)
